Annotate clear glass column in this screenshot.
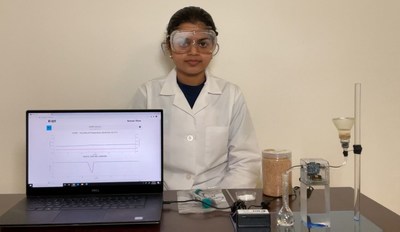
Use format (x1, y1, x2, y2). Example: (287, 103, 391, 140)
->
(353, 83, 362, 221)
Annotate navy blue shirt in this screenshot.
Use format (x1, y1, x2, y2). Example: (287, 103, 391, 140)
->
(177, 79, 205, 108)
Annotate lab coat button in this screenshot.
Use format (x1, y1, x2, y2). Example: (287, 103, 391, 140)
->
(186, 135, 194, 141)
(186, 174, 192, 180)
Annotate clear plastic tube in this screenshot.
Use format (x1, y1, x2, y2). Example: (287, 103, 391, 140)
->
(328, 157, 348, 169)
(353, 83, 362, 221)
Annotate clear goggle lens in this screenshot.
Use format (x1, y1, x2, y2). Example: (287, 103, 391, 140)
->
(169, 30, 218, 54)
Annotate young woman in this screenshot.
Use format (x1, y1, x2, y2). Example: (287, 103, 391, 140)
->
(133, 6, 260, 190)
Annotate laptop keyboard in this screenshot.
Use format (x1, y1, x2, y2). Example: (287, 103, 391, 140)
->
(28, 195, 146, 211)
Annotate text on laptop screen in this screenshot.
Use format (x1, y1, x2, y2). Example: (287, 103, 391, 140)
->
(27, 111, 162, 188)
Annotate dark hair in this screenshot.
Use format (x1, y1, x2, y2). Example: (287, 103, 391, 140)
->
(166, 6, 218, 36)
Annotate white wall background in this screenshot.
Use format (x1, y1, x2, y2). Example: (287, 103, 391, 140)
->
(1, 0, 399, 215)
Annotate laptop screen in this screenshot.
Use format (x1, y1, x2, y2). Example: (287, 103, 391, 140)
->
(26, 110, 163, 195)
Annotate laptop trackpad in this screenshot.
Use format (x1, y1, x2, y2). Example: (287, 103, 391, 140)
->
(53, 210, 106, 223)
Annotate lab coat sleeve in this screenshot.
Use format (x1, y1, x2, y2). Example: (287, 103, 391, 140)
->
(219, 89, 261, 188)
(132, 85, 148, 109)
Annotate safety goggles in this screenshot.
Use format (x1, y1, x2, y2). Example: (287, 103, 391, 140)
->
(168, 30, 219, 55)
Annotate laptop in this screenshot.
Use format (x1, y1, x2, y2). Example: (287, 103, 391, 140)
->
(0, 109, 163, 227)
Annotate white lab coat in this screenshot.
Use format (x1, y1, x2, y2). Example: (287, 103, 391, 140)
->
(132, 69, 261, 190)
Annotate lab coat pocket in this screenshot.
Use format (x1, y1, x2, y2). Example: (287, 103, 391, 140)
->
(205, 126, 229, 166)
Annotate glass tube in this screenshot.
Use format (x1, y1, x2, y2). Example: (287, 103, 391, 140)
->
(353, 83, 361, 221)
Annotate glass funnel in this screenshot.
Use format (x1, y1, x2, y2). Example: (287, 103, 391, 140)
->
(332, 117, 354, 156)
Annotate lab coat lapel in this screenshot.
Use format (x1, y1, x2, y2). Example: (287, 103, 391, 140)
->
(192, 72, 222, 114)
(191, 90, 207, 114)
(173, 92, 193, 115)
(160, 70, 193, 115)
(159, 69, 222, 116)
